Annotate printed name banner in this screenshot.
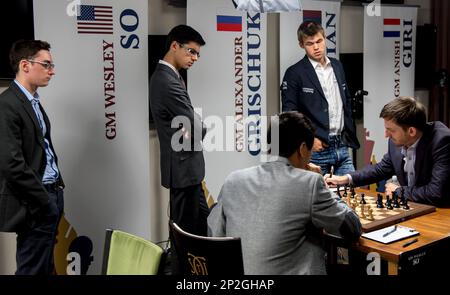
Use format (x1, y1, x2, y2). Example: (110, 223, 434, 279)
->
(34, 0, 150, 274)
(363, 5, 417, 165)
(187, 0, 267, 200)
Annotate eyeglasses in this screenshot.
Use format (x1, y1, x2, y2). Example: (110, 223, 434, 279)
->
(178, 43, 200, 58)
(27, 59, 55, 70)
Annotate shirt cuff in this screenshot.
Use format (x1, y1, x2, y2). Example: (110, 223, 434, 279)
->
(346, 174, 353, 185)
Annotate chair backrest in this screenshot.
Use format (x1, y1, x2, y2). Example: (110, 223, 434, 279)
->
(170, 221, 244, 275)
(102, 229, 164, 275)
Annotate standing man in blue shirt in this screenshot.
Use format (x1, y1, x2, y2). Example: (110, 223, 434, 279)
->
(281, 21, 359, 175)
(0, 40, 64, 274)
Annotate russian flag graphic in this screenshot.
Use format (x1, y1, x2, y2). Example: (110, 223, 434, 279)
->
(383, 18, 401, 38)
(217, 15, 242, 32)
(303, 10, 322, 25)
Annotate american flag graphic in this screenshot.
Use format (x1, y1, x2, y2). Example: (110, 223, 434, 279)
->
(77, 5, 113, 35)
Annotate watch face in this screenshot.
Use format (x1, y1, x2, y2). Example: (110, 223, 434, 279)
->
(54, 214, 93, 275)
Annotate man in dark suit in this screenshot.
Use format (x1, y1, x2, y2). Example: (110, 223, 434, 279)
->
(281, 21, 359, 176)
(0, 40, 64, 274)
(149, 25, 209, 236)
(326, 97, 450, 207)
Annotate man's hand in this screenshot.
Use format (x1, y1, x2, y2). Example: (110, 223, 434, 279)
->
(306, 162, 322, 174)
(312, 138, 327, 152)
(324, 174, 350, 186)
(385, 182, 399, 197)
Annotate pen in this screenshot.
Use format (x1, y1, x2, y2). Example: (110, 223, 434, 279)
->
(402, 238, 419, 248)
(330, 165, 334, 178)
(382, 225, 397, 237)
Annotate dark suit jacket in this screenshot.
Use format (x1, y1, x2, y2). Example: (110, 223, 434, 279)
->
(149, 63, 206, 189)
(281, 56, 359, 149)
(0, 82, 62, 232)
(350, 122, 450, 207)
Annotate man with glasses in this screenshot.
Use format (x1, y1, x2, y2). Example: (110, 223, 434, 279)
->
(150, 25, 209, 239)
(0, 40, 64, 274)
(281, 21, 360, 176)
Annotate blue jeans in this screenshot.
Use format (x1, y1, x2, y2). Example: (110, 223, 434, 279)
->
(311, 135, 355, 176)
(16, 187, 64, 275)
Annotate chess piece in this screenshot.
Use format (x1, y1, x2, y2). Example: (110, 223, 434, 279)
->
(359, 193, 366, 204)
(350, 186, 356, 198)
(367, 207, 374, 220)
(360, 203, 366, 219)
(386, 197, 393, 210)
(376, 193, 384, 208)
(343, 185, 348, 198)
(402, 198, 410, 210)
(392, 191, 400, 208)
(336, 185, 341, 198)
(399, 187, 406, 205)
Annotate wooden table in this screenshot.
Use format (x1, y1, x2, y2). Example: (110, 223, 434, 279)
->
(354, 204, 450, 274)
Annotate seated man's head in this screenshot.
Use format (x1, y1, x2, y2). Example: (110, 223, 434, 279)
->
(380, 96, 427, 147)
(269, 111, 315, 169)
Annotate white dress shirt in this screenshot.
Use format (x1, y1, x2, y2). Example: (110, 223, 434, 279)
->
(308, 57, 344, 135)
(401, 137, 421, 186)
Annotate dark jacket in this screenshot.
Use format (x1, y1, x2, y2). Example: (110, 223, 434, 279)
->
(350, 122, 450, 207)
(281, 56, 359, 149)
(0, 82, 63, 232)
(149, 63, 206, 189)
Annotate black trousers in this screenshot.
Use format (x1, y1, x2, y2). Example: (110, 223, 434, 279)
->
(15, 187, 64, 275)
(169, 183, 210, 236)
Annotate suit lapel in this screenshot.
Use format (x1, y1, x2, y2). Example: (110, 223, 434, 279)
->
(301, 57, 326, 100)
(10, 83, 45, 148)
(413, 126, 431, 184)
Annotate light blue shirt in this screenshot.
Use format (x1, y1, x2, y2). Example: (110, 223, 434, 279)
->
(14, 80, 60, 184)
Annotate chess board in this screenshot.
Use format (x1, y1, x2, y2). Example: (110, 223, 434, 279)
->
(342, 189, 436, 232)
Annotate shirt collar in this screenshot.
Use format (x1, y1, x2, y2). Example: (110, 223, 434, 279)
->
(159, 60, 180, 78)
(14, 79, 39, 102)
(401, 136, 421, 155)
(308, 56, 330, 70)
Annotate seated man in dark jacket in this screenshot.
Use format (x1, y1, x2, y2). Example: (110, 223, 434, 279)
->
(326, 96, 450, 207)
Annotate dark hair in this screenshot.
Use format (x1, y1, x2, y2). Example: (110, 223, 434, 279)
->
(297, 21, 325, 44)
(9, 40, 51, 74)
(165, 25, 205, 52)
(268, 111, 315, 158)
(379, 96, 427, 131)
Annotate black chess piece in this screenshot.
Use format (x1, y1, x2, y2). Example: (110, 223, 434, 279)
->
(360, 193, 366, 204)
(392, 191, 400, 208)
(350, 186, 356, 198)
(402, 198, 410, 210)
(336, 185, 341, 198)
(399, 187, 406, 205)
(385, 196, 393, 210)
(376, 193, 384, 208)
(343, 185, 348, 198)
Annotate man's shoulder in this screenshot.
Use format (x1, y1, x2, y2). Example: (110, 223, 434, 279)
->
(427, 121, 450, 144)
(0, 85, 19, 105)
(287, 57, 308, 70)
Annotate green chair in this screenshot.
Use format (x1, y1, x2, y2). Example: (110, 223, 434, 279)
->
(101, 229, 164, 275)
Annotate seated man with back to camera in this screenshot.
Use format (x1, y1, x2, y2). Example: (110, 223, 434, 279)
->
(207, 111, 362, 275)
(326, 96, 450, 207)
